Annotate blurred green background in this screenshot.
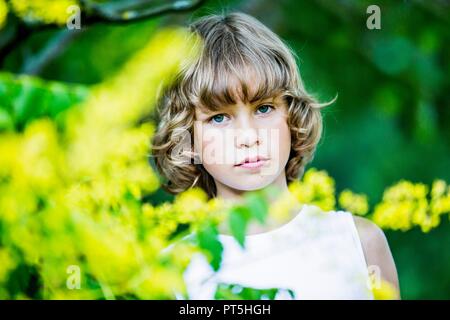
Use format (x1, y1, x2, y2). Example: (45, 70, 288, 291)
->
(1, 0, 449, 299)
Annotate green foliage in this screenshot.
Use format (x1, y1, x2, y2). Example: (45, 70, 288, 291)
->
(196, 223, 223, 272)
(0, 72, 88, 131)
(214, 283, 295, 300)
(228, 189, 271, 248)
(229, 206, 250, 249)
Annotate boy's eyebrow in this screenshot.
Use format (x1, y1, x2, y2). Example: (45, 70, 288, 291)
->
(197, 96, 278, 115)
(196, 107, 216, 115)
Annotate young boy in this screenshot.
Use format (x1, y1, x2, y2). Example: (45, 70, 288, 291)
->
(152, 11, 399, 299)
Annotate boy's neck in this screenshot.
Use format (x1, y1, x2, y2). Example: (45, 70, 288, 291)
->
(215, 170, 288, 203)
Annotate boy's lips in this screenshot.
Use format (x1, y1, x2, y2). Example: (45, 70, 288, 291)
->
(234, 155, 270, 169)
(235, 159, 269, 169)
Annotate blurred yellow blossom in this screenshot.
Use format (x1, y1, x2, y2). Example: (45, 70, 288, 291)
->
(0, 27, 205, 299)
(0, 0, 7, 29)
(372, 279, 399, 300)
(173, 187, 209, 223)
(338, 189, 369, 216)
(270, 183, 300, 222)
(10, 0, 78, 25)
(372, 180, 449, 232)
(289, 168, 336, 211)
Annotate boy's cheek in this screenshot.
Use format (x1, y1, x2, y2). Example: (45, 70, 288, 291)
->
(199, 136, 231, 166)
(193, 127, 221, 161)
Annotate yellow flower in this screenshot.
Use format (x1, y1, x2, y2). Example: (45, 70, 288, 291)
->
(128, 265, 185, 299)
(0, 27, 202, 299)
(431, 179, 447, 199)
(371, 179, 449, 232)
(372, 280, 399, 300)
(0, 0, 7, 29)
(10, 0, 78, 25)
(289, 168, 336, 211)
(338, 189, 369, 216)
(270, 186, 299, 222)
(173, 187, 209, 224)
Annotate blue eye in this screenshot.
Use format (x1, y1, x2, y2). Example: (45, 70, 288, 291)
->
(257, 104, 274, 114)
(210, 114, 225, 124)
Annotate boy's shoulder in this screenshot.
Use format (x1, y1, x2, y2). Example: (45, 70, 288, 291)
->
(351, 215, 400, 297)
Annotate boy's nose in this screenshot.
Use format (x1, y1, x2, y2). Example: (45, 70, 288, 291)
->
(235, 128, 260, 148)
(234, 118, 260, 148)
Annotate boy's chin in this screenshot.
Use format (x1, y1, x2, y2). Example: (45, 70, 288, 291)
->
(227, 177, 277, 191)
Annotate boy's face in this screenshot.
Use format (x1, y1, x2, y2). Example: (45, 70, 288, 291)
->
(193, 91, 291, 193)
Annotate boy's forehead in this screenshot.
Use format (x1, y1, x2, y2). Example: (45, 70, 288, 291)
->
(195, 92, 282, 115)
(195, 71, 284, 114)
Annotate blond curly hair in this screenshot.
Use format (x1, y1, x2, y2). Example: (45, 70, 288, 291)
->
(151, 11, 333, 199)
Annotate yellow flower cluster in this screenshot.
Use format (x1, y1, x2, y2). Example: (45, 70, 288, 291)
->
(140, 188, 227, 240)
(288, 168, 336, 211)
(269, 184, 302, 222)
(338, 189, 369, 216)
(0, 27, 208, 299)
(372, 180, 450, 232)
(285, 170, 449, 233)
(10, 0, 78, 25)
(371, 279, 399, 300)
(0, 0, 7, 29)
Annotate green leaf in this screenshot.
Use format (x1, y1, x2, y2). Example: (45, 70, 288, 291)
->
(229, 206, 251, 249)
(214, 283, 244, 300)
(214, 282, 294, 300)
(196, 223, 223, 272)
(244, 192, 269, 224)
(0, 72, 89, 131)
(0, 108, 13, 131)
(13, 81, 48, 129)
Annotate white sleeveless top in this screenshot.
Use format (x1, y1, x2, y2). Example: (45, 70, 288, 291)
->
(176, 204, 374, 300)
